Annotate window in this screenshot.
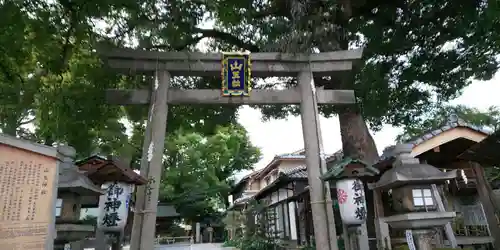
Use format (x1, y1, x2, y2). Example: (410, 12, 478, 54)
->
(412, 188, 434, 208)
(55, 199, 63, 217)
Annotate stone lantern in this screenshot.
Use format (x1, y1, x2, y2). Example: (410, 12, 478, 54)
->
(369, 144, 458, 250)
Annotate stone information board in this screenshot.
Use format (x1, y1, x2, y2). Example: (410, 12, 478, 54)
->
(0, 144, 58, 250)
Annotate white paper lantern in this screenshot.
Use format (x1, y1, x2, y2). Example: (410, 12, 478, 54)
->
(335, 178, 367, 225)
(97, 181, 132, 231)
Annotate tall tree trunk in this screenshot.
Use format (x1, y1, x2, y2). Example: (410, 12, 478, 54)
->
(324, 0, 380, 163)
(333, 3, 379, 249)
(338, 109, 379, 164)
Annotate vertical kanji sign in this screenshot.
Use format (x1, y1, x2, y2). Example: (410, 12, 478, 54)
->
(98, 181, 132, 231)
(0, 138, 59, 250)
(336, 178, 367, 225)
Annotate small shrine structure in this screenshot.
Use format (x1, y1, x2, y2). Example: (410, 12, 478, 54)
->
(370, 116, 500, 250)
(76, 155, 147, 250)
(369, 144, 458, 250)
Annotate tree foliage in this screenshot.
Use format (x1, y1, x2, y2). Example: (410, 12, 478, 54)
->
(0, 0, 130, 155)
(158, 125, 261, 222)
(0, 0, 245, 155)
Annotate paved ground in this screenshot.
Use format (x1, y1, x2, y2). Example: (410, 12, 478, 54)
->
(86, 243, 226, 250)
(156, 243, 225, 250)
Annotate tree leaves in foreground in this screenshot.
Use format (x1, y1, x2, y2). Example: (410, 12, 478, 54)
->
(158, 124, 261, 222)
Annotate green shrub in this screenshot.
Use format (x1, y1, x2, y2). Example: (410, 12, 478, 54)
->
(394, 245, 409, 250)
(434, 248, 473, 250)
(223, 238, 239, 247)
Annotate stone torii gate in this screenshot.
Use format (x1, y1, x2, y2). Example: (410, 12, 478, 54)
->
(100, 47, 363, 250)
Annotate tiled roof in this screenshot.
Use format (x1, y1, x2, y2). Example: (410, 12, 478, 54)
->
(408, 115, 491, 147)
(233, 194, 254, 205)
(321, 157, 379, 181)
(379, 115, 491, 161)
(227, 195, 254, 210)
(276, 154, 306, 159)
(326, 149, 344, 162)
(282, 165, 308, 179)
(233, 149, 343, 193)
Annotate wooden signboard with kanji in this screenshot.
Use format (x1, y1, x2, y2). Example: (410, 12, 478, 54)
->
(0, 135, 59, 250)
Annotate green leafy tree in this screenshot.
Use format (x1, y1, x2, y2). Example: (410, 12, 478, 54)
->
(0, 0, 241, 157)
(0, 0, 135, 156)
(159, 124, 261, 222)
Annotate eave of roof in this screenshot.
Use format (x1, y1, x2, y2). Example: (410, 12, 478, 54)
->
(231, 149, 343, 196)
(0, 133, 60, 159)
(374, 115, 491, 170)
(80, 156, 147, 185)
(254, 149, 344, 180)
(75, 154, 107, 165)
(321, 157, 379, 181)
(253, 166, 309, 200)
(253, 154, 305, 179)
(407, 116, 490, 147)
(459, 129, 500, 166)
(229, 168, 263, 193)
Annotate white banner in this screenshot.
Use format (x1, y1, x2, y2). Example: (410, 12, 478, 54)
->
(405, 230, 416, 250)
(336, 178, 367, 225)
(97, 181, 132, 231)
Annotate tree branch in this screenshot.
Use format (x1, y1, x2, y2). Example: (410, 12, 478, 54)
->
(150, 28, 261, 52)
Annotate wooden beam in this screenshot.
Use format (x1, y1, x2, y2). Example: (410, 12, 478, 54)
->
(373, 188, 391, 250)
(106, 89, 356, 105)
(99, 48, 364, 77)
(102, 47, 363, 62)
(106, 59, 354, 77)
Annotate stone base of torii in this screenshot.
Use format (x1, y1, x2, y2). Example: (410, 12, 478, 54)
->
(99, 47, 364, 250)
